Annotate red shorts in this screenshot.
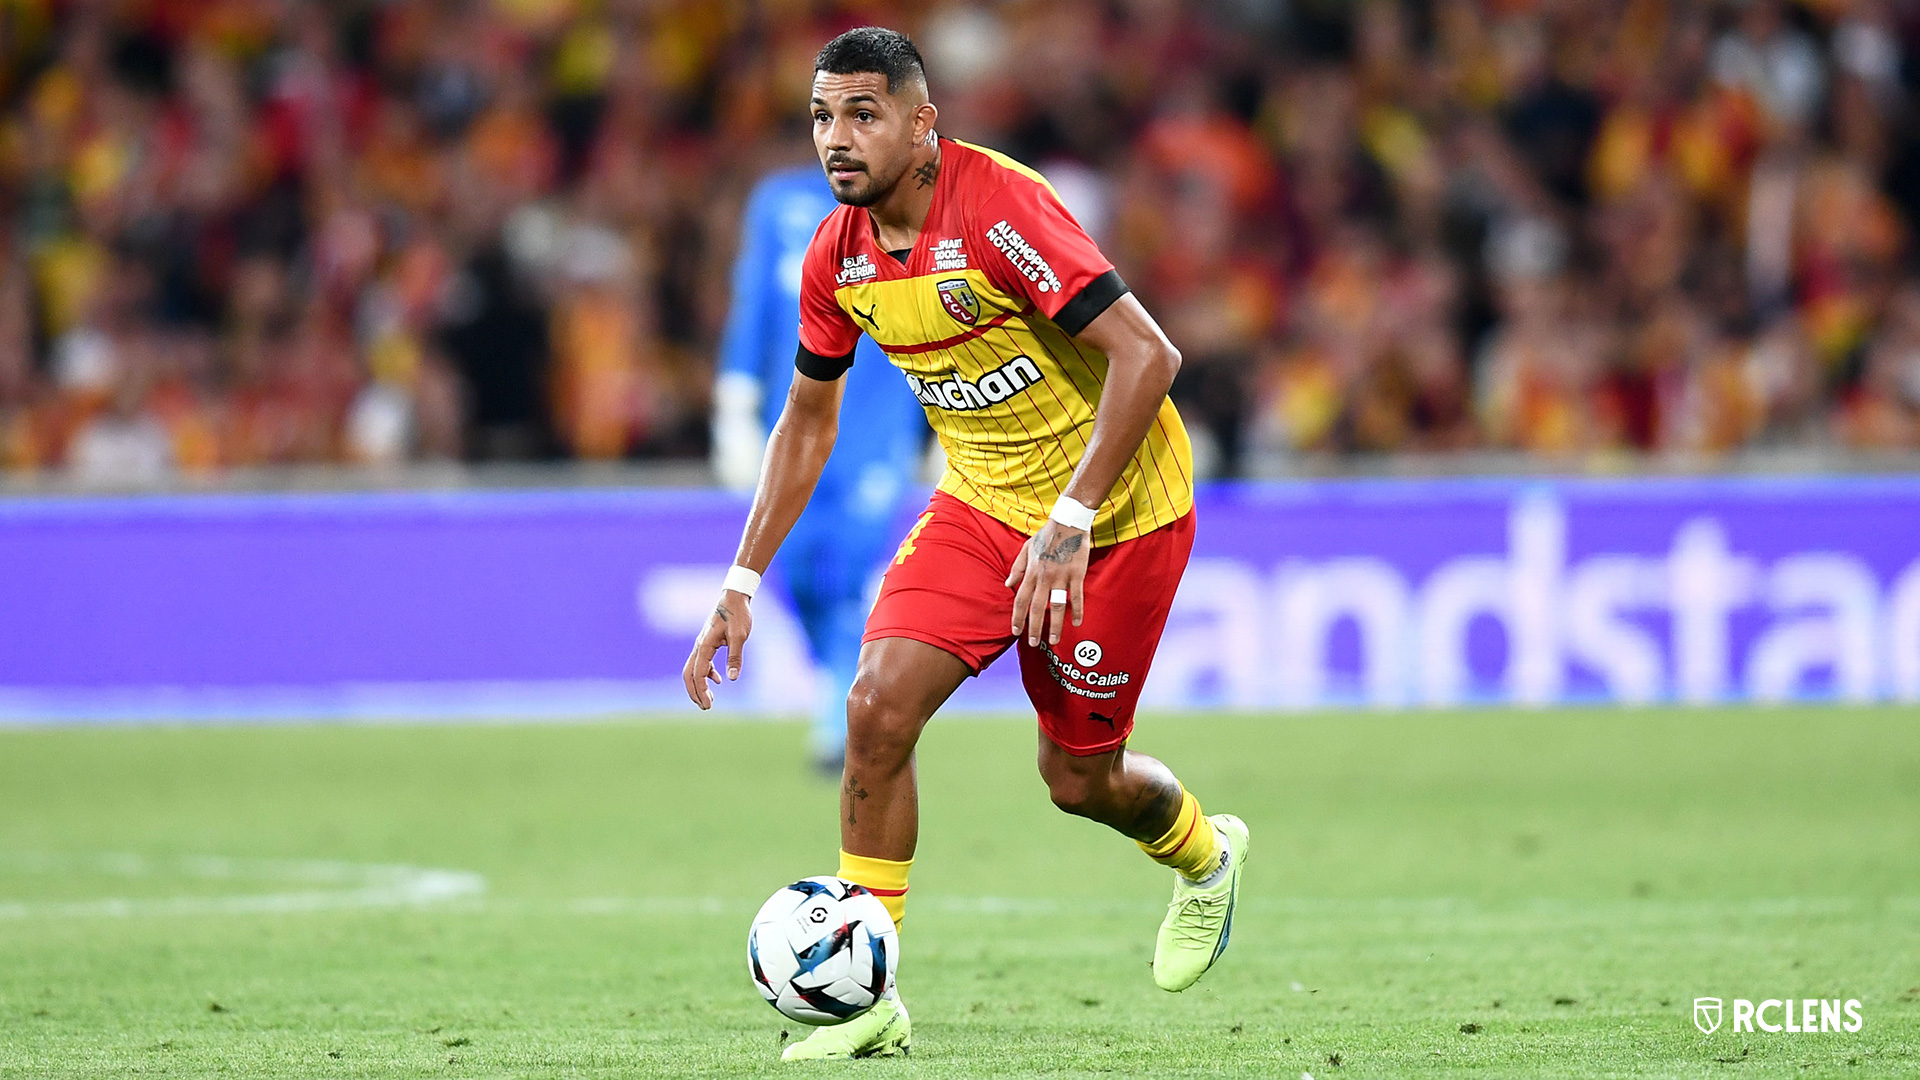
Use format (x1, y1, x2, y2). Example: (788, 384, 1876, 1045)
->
(864, 491, 1196, 755)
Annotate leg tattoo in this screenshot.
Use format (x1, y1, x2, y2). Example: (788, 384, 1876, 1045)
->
(843, 773, 870, 825)
(1127, 770, 1184, 841)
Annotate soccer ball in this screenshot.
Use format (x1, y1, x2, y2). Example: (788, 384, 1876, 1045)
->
(747, 876, 898, 1025)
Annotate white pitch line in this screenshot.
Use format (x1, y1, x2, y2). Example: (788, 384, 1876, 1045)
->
(0, 852, 484, 918)
(526, 894, 1920, 919)
(2, 856, 1912, 922)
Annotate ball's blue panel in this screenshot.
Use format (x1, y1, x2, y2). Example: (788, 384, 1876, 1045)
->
(793, 921, 856, 977)
(863, 931, 888, 1001)
(748, 933, 775, 998)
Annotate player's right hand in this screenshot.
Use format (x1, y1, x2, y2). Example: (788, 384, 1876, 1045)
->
(683, 589, 754, 710)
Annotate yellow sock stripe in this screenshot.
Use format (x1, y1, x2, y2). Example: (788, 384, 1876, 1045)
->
(1138, 790, 1220, 879)
(839, 849, 911, 931)
(1139, 789, 1201, 859)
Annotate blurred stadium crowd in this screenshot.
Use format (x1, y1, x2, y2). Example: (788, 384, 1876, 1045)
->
(3, 0, 1920, 482)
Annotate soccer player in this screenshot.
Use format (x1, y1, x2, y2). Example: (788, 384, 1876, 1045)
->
(714, 160, 928, 773)
(683, 27, 1250, 1060)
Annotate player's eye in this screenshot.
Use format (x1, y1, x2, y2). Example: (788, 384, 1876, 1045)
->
(856, 111, 874, 122)
(813, 111, 830, 123)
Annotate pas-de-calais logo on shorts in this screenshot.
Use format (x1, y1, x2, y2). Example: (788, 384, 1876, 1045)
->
(1693, 997, 1863, 1034)
(1073, 640, 1102, 667)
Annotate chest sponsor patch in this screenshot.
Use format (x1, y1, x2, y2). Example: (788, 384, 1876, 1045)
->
(836, 253, 877, 286)
(904, 354, 1044, 411)
(937, 279, 980, 325)
(932, 237, 967, 270)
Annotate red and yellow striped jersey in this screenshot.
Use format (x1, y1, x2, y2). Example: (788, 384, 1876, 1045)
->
(797, 138, 1193, 546)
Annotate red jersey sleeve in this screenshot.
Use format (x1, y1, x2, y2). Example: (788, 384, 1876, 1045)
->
(797, 217, 861, 368)
(977, 178, 1128, 335)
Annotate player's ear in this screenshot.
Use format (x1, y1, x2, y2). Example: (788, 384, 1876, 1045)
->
(914, 102, 938, 145)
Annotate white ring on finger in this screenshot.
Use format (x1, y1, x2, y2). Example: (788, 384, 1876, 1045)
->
(1049, 588, 1068, 605)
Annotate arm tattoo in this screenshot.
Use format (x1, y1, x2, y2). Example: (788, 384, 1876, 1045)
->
(913, 160, 938, 189)
(713, 605, 729, 623)
(1038, 531, 1084, 564)
(843, 774, 870, 824)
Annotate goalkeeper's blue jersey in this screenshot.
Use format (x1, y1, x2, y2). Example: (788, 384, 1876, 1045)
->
(719, 165, 925, 495)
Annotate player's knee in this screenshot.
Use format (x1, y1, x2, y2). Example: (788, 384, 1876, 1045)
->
(844, 681, 919, 773)
(1040, 759, 1113, 819)
(1045, 772, 1104, 818)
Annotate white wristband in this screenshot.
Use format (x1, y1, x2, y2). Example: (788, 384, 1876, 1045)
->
(1049, 495, 1096, 532)
(722, 565, 761, 598)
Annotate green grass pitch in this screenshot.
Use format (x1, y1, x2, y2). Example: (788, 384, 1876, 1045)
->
(0, 707, 1915, 1078)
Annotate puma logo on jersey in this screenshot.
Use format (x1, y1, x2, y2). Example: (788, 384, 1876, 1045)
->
(851, 301, 879, 329)
(904, 354, 1045, 411)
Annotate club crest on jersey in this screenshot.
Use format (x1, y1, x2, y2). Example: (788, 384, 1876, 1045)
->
(937, 279, 980, 325)
(904, 354, 1045, 411)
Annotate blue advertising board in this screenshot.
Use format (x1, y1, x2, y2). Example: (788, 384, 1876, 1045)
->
(2, 477, 1918, 721)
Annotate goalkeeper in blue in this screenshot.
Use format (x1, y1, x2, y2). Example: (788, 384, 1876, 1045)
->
(713, 162, 928, 773)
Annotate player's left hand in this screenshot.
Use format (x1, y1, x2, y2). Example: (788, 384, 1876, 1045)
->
(1006, 521, 1090, 648)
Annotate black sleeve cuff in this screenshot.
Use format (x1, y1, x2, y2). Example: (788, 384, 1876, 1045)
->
(1053, 269, 1129, 336)
(795, 343, 856, 381)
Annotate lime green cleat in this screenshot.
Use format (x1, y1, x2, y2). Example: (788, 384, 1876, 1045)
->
(781, 995, 910, 1061)
(1152, 814, 1249, 992)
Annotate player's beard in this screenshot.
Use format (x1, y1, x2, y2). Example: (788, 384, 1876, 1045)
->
(826, 153, 908, 208)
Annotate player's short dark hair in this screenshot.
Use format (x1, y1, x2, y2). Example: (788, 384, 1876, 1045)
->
(814, 27, 927, 95)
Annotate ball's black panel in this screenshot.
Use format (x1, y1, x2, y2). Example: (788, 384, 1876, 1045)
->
(748, 933, 774, 993)
(796, 982, 865, 1019)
